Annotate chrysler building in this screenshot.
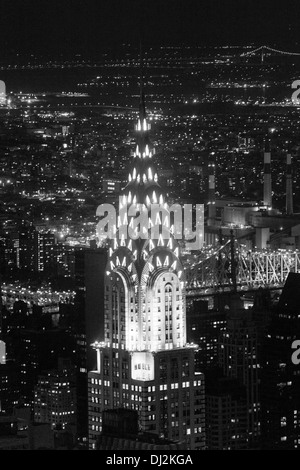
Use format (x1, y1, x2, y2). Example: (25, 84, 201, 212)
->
(88, 86, 205, 450)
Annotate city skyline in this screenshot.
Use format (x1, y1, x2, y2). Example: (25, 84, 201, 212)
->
(1, 1, 300, 454)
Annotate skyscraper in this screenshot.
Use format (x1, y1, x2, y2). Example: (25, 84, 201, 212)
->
(205, 373, 248, 450)
(0, 81, 6, 106)
(73, 246, 107, 442)
(88, 88, 205, 450)
(219, 295, 260, 448)
(34, 358, 76, 430)
(261, 273, 300, 449)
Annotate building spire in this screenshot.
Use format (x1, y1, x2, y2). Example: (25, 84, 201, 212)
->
(119, 46, 161, 215)
(100, 64, 187, 355)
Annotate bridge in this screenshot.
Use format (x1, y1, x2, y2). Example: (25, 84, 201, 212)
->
(240, 45, 300, 63)
(184, 239, 300, 296)
(1, 245, 299, 302)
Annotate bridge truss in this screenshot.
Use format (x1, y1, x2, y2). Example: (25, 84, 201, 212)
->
(241, 45, 300, 58)
(184, 241, 300, 295)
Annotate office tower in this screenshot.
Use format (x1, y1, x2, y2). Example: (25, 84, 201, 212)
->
(0, 235, 15, 277)
(56, 244, 75, 278)
(18, 223, 37, 272)
(38, 231, 57, 273)
(218, 295, 260, 448)
(0, 341, 9, 415)
(88, 88, 205, 450)
(186, 299, 226, 372)
(261, 273, 300, 449)
(74, 247, 107, 371)
(0, 282, 8, 415)
(0, 282, 20, 414)
(206, 372, 248, 450)
(0, 340, 5, 366)
(263, 139, 272, 208)
(6, 328, 75, 408)
(18, 223, 56, 273)
(0, 339, 7, 411)
(207, 153, 216, 226)
(0, 80, 6, 106)
(70, 247, 106, 442)
(286, 151, 293, 216)
(34, 358, 76, 430)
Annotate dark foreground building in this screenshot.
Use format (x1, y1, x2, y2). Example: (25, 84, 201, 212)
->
(261, 273, 300, 449)
(97, 409, 187, 451)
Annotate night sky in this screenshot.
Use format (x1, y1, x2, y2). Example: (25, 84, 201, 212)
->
(0, 0, 300, 57)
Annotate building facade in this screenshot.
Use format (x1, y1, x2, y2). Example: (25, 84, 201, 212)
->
(34, 359, 76, 430)
(88, 91, 205, 450)
(261, 273, 300, 449)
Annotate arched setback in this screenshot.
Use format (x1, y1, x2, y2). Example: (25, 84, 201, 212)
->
(106, 266, 186, 353)
(144, 271, 186, 352)
(105, 269, 139, 351)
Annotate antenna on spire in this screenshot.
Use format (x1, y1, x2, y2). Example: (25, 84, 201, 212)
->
(264, 135, 270, 153)
(139, 40, 146, 120)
